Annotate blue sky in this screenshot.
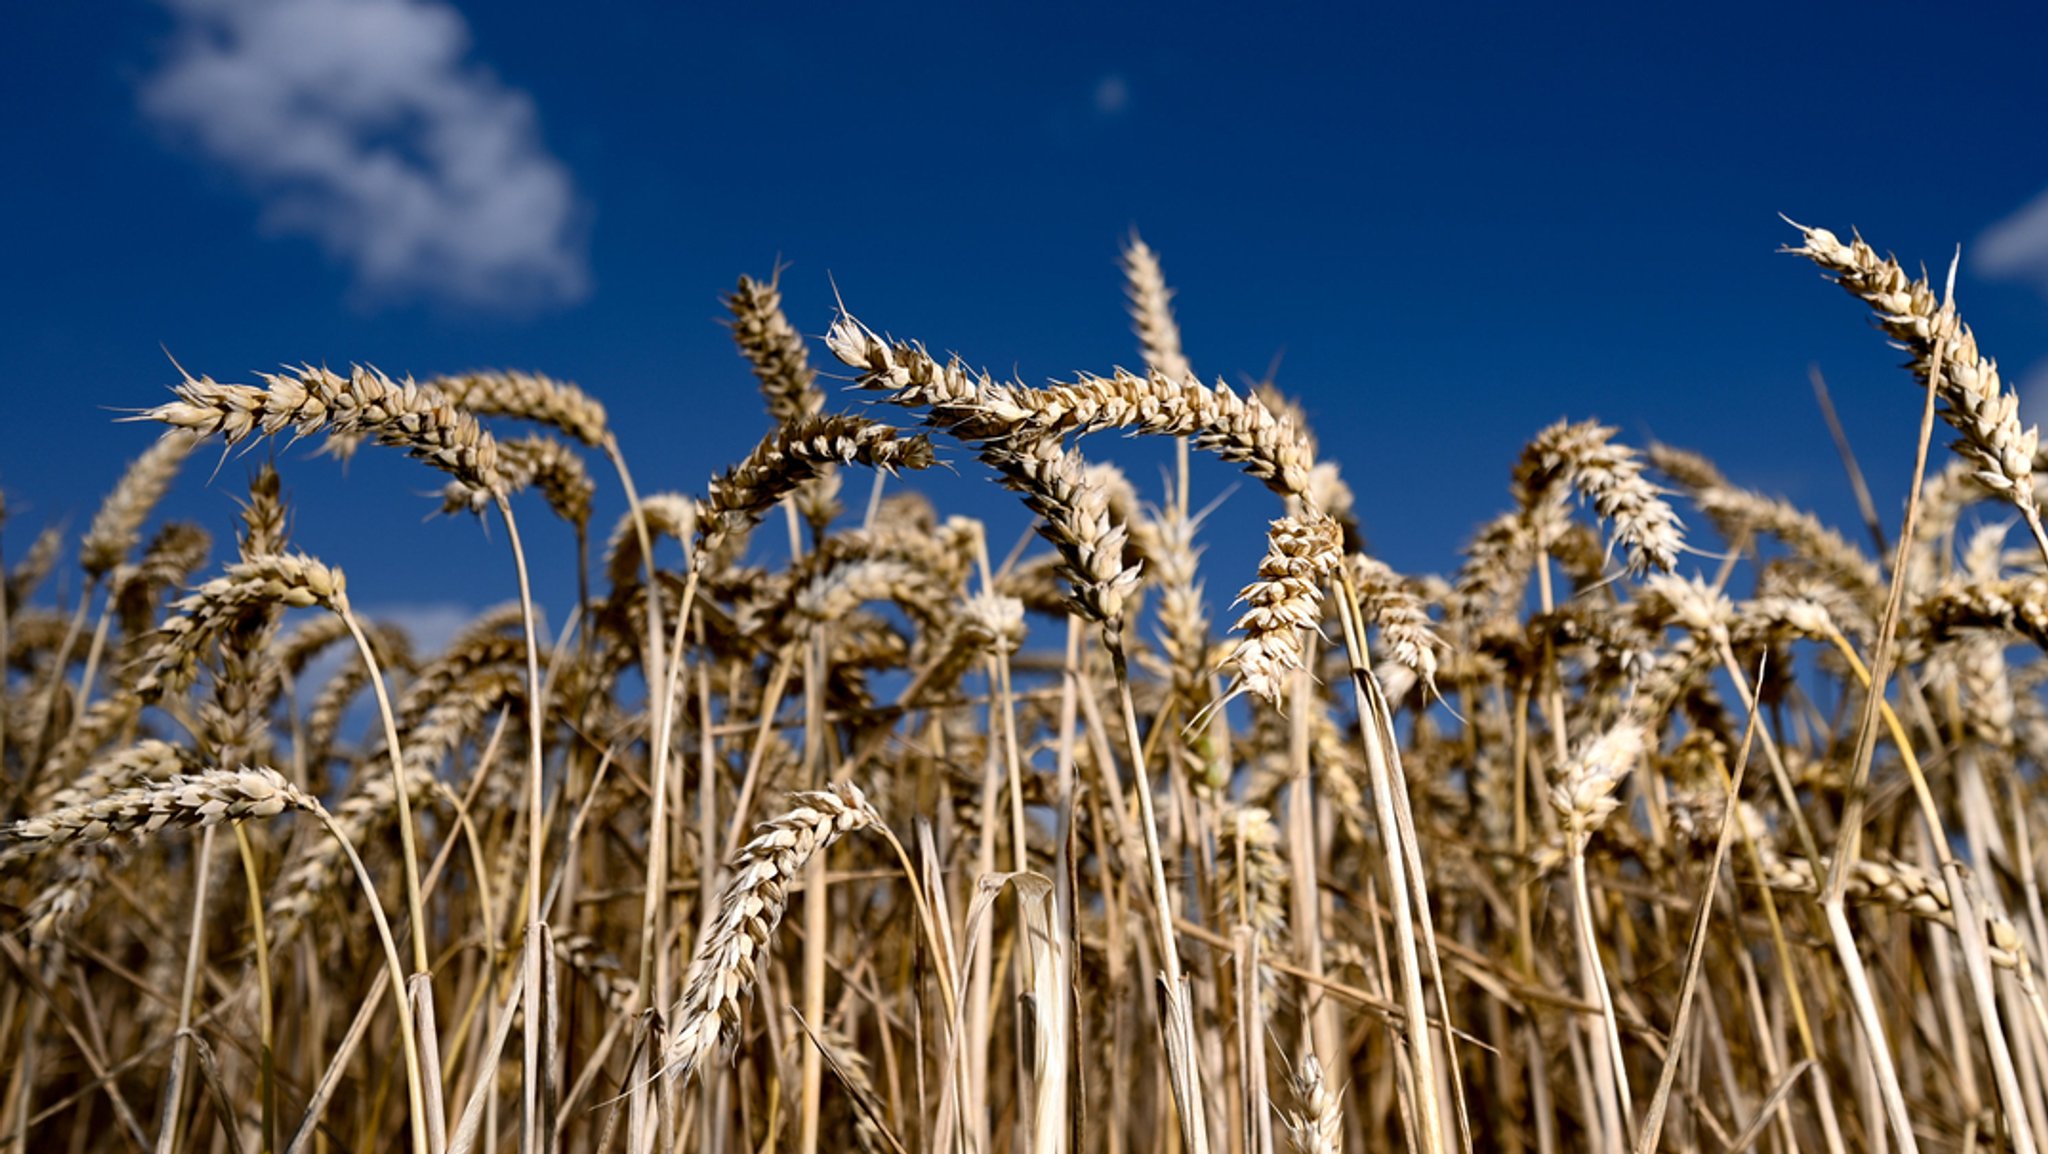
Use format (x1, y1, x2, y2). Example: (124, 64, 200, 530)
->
(8, 1, 2048, 636)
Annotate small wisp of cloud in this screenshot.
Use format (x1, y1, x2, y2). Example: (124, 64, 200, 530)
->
(143, 0, 590, 313)
(1977, 187, 2048, 426)
(1094, 73, 1130, 116)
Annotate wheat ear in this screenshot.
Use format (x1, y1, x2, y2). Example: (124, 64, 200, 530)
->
(664, 783, 882, 1083)
(1789, 222, 2038, 513)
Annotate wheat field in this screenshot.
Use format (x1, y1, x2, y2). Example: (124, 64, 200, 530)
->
(2, 221, 2044, 1154)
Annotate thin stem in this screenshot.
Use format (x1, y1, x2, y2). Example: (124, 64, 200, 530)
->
(493, 494, 551, 1154)
(338, 600, 431, 976)
(234, 824, 277, 1154)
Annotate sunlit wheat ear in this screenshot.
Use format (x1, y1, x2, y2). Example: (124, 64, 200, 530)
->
(825, 314, 1028, 439)
(1347, 553, 1444, 696)
(1650, 443, 1883, 605)
(1218, 803, 1288, 954)
(1122, 232, 1194, 382)
(699, 414, 936, 558)
(1916, 574, 2048, 651)
(1733, 839, 2033, 972)
(603, 491, 696, 589)
(1789, 221, 2039, 503)
(8, 523, 65, 607)
(80, 431, 198, 581)
(444, 433, 595, 530)
(726, 272, 825, 424)
(1281, 1053, 1343, 1154)
(17, 739, 190, 856)
(1223, 511, 1341, 704)
(1550, 719, 1649, 843)
(982, 435, 1144, 628)
(132, 554, 347, 701)
(1516, 419, 1683, 576)
(1006, 367, 1316, 499)
(136, 362, 501, 496)
(664, 783, 882, 1083)
(421, 369, 610, 446)
(1, 765, 318, 855)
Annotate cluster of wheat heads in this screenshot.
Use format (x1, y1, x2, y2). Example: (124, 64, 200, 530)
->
(6, 223, 2048, 1154)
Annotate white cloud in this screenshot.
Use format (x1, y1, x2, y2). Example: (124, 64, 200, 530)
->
(1094, 74, 1129, 116)
(143, 0, 589, 311)
(1979, 189, 2048, 431)
(1979, 186, 2048, 298)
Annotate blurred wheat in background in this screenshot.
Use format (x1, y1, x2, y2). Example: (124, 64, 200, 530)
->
(6, 222, 2048, 1154)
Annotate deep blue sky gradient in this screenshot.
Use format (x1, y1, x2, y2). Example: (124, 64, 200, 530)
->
(7, 2, 2048, 627)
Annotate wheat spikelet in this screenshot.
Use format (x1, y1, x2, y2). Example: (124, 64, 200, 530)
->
(790, 559, 953, 642)
(110, 523, 212, 664)
(825, 315, 1029, 441)
(1004, 367, 1318, 499)
(1218, 803, 1288, 954)
(664, 782, 881, 1082)
(1652, 444, 1882, 605)
(1144, 503, 1214, 712)
(555, 933, 638, 1014)
(26, 738, 191, 842)
(802, 1022, 889, 1154)
(23, 844, 122, 948)
(1790, 222, 2038, 502)
(3, 766, 317, 854)
(34, 695, 141, 803)
(1916, 575, 2048, 651)
(1742, 845, 2030, 971)
(80, 432, 198, 580)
